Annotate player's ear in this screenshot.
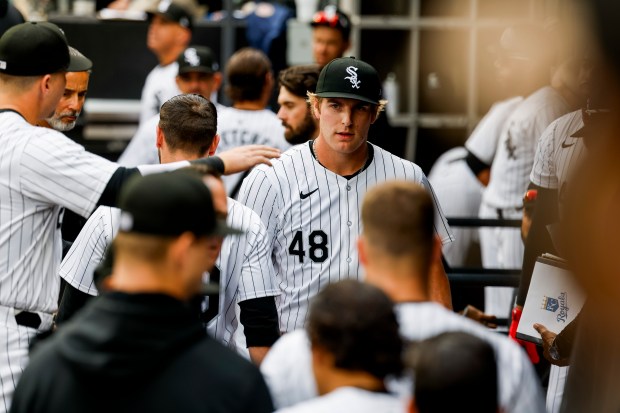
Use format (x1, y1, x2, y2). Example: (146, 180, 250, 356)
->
(357, 236, 368, 266)
(208, 134, 220, 156)
(155, 126, 165, 149)
(212, 72, 223, 91)
(311, 97, 321, 119)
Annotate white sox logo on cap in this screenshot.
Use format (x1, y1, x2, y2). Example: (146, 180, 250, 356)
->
(184, 48, 200, 66)
(345, 66, 360, 89)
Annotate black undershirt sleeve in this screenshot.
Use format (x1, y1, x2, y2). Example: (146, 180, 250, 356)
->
(239, 296, 280, 347)
(95, 157, 226, 209)
(516, 184, 559, 306)
(96, 167, 139, 209)
(465, 150, 490, 177)
(56, 283, 94, 325)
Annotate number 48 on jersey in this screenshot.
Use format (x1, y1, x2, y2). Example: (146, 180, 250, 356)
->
(288, 230, 329, 263)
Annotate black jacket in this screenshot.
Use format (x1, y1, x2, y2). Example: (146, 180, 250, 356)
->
(10, 292, 274, 413)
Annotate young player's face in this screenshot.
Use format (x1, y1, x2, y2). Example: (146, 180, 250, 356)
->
(312, 27, 348, 67)
(46, 71, 90, 132)
(315, 97, 376, 155)
(176, 71, 219, 98)
(277, 86, 317, 144)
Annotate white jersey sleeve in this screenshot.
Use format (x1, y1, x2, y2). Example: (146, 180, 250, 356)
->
(59, 206, 119, 296)
(21, 128, 118, 218)
(530, 110, 584, 190)
(483, 87, 571, 208)
(465, 96, 523, 165)
(117, 115, 160, 167)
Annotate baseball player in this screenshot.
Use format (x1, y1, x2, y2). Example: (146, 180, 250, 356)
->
(238, 57, 453, 334)
(37, 46, 91, 132)
(274, 281, 405, 413)
(0, 21, 279, 411)
(276, 64, 321, 145)
(119, 45, 223, 167)
(10, 171, 274, 413)
(260, 181, 544, 413)
(479, 51, 593, 319)
(139, 0, 195, 124)
(217, 48, 291, 197)
(59, 94, 280, 364)
(33, 46, 93, 243)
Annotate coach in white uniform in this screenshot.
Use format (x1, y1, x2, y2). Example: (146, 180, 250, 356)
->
(261, 182, 544, 413)
(139, 0, 195, 124)
(60, 95, 280, 364)
(119, 45, 223, 167)
(0, 22, 280, 412)
(238, 57, 453, 333)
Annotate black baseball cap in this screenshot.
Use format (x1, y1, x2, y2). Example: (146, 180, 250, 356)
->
(118, 171, 241, 238)
(147, 0, 194, 31)
(0, 22, 70, 76)
(68, 46, 93, 72)
(177, 46, 219, 75)
(315, 57, 382, 105)
(310, 5, 351, 41)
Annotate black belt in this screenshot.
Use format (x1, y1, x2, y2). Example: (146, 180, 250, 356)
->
(15, 311, 42, 329)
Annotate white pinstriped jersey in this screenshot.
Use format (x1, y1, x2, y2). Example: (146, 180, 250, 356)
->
(261, 302, 545, 413)
(118, 103, 228, 168)
(483, 87, 571, 209)
(0, 111, 118, 314)
(238, 142, 454, 332)
(215, 107, 291, 196)
(139, 62, 181, 125)
(59, 199, 279, 351)
(530, 110, 585, 212)
(465, 96, 523, 165)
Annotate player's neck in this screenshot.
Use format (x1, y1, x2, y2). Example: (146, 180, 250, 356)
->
(317, 370, 386, 396)
(313, 137, 369, 176)
(36, 119, 51, 129)
(233, 101, 265, 110)
(107, 261, 190, 301)
(365, 263, 430, 303)
(0, 91, 41, 124)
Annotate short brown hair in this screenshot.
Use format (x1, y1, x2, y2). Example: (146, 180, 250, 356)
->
(362, 181, 435, 272)
(159, 94, 217, 157)
(308, 280, 404, 379)
(278, 64, 321, 98)
(225, 47, 272, 102)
